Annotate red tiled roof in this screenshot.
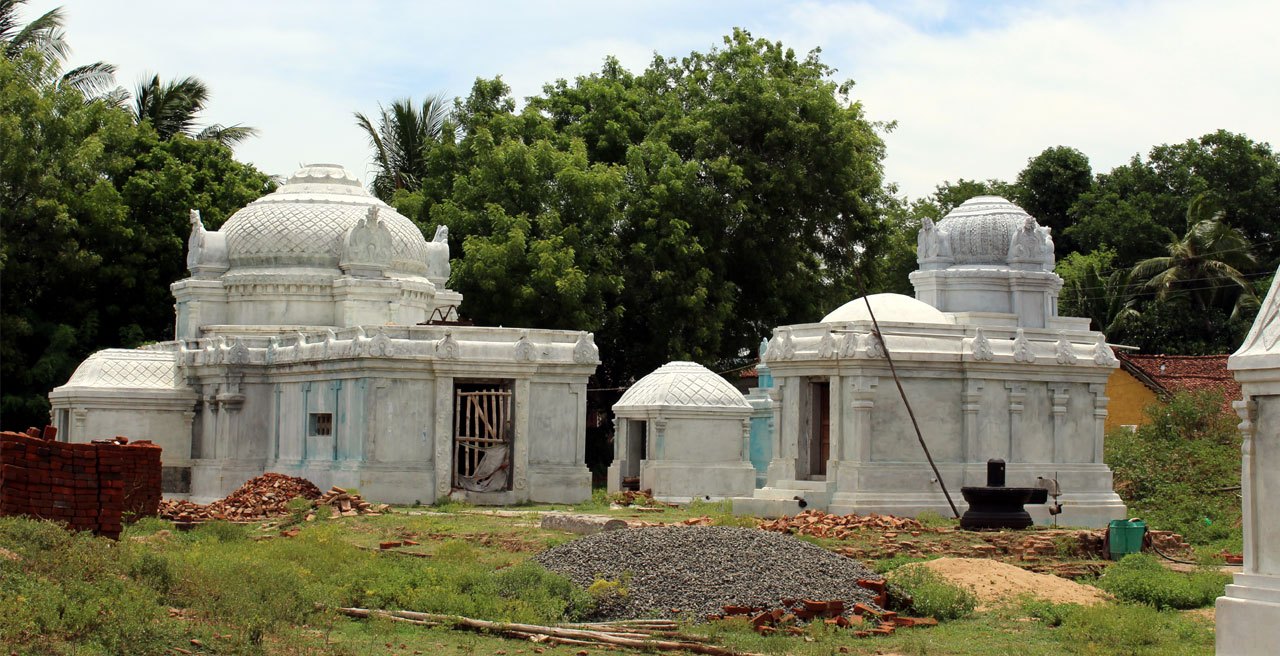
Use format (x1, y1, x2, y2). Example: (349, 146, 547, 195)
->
(1117, 353, 1240, 410)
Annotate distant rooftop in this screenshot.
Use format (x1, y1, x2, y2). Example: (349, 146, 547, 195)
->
(1118, 352, 1240, 411)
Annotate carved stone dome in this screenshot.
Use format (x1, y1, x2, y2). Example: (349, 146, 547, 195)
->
(61, 349, 180, 390)
(221, 164, 430, 277)
(936, 196, 1036, 265)
(822, 293, 950, 324)
(615, 361, 750, 411)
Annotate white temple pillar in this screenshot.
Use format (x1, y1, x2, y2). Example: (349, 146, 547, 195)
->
(961, 379, 984, 463)
(432, 376, 453, 502)
(1217, 269, 1280, 655)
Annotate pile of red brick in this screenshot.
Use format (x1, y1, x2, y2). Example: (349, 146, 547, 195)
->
(0, 427, 163, 539)
(758, 509, 928, 539)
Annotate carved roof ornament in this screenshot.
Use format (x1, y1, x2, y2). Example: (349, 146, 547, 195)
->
(817, 329, 837, 359)
(1233, 267, 1280, 359)
(1092, 335, 1118, 366)
(764, 334, 782, 362)
(369, 327, 394, 357)
(779, 329, 797, 360)
(436, 331, 460, 360)
(573, 332, 599, 364)
(862, 331, 885, 359)
(227, 338, 250, 365)
(514, 331, 538, 362)
(838, 331, 860, 358)
(185, 208, 229, 279)
(971, 327, 994, 361)
(266, 336, 279, 364)
(339, 206, 395, 278)
(1007, 216, 1054, 271)
(1012, 328, 1036, 363)
(916, 216, 954, 269)
(424, 224, 451, 287)
(1055, 332, 1078, 365)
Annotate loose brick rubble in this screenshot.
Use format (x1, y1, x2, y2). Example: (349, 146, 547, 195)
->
(708, 587, 935, 637)
(159, 473, 321, 522)
(759, 509, 1193, 577)
(158, 477, 390, 523)
(0, 427, 163, 539)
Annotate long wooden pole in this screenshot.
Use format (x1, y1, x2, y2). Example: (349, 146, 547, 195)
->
(333, 607, 763, 656)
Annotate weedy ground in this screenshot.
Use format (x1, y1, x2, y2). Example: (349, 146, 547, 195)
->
(0, 494, 1223, 656)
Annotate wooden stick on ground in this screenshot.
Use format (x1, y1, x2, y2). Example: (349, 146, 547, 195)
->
(334, 607, 763, 656)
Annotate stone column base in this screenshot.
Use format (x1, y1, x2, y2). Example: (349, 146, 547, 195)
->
(1217, 574, 1280, 655)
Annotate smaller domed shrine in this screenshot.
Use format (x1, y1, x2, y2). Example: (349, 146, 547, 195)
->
(50, 164, 598, 506)
(608, 362, 757, 501)
(734, 196, 1127, 527)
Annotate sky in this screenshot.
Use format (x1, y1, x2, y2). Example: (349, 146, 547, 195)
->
(26, 0, 1280, 199)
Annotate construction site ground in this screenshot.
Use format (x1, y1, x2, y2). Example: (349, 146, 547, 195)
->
(2, 490, 1224, 656)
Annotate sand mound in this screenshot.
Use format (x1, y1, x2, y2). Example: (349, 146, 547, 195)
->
(903, 557, 1110, 608)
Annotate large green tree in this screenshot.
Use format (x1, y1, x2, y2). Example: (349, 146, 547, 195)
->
(393, 30, 891, 384)
(1067, 131, 1280, 268)
(1014, 145, 1092, 257)
(0, 52, 271, 428)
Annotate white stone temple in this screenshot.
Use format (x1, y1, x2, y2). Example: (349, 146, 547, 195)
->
(733, 196, 1127, 527)
(607, 361, 757, 501)
(49, 164, 598, 505)
(1217, 267, 1280, 656)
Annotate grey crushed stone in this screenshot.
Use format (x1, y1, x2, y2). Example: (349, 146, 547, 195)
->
(534, 525, 882, 620)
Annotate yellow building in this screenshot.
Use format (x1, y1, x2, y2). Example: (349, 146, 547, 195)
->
(1104, 353, 1237, 432)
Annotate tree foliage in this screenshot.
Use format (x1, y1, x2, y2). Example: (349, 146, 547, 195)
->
(1067, 130, 1280, 269)
(1014, 145, 1092, 257)
(0, 52, 271, 428)
(393, 30, 890, 384)
(355, 94, 454, 201)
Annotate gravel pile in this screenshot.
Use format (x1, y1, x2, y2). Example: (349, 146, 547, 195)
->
(534, 525, 882, 620)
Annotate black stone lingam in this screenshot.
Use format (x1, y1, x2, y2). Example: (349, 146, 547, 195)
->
(959, 459, 1048, 530)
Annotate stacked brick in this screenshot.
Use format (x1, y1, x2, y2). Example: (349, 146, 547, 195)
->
(0, 427, 163, 539)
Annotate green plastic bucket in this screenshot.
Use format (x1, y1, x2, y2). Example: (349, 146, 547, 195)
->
(1108, 519, 1146, 560)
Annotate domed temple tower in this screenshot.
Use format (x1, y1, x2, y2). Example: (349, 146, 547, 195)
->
(734, 196, 1127, 526)
(50, 164, 598, 505)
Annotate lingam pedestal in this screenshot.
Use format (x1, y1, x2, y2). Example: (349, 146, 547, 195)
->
(959, 459, 1048, 530)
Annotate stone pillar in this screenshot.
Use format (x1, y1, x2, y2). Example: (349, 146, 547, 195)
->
(1005, 382, 1026, 461)
(961, 380, 984, 463)
(513, 378, 531, 493)
(433, 376, 453, 501)
(607, 417, 627, 492)
(849, 377, 878, 463)
(1089, 383, 1109, 463)
(766, 378, 798, 482)
(827, 375, 842, 464)
(1049, 384, 1069, 463)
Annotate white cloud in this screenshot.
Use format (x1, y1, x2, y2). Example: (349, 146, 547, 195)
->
(24, 0, 1280, 198)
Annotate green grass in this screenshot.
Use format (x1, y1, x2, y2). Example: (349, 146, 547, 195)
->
(1096, 554, 1231, 610)
(1106, 390, 1243, 546)
(0, 506, 1222, 656)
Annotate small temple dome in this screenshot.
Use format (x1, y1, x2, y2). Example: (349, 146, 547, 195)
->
(822, 293, 950, 324)
(615, 361, 750, 410)
(59, 349, 180, 390)
(937, 195, 1037, 265)
(221, 164, 431, 277)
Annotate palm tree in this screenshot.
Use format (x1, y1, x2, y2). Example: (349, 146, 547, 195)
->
(354, 94, 452, 200)
(1130, 206, 1259, 319)
(1061, 260, 1140, 334)
(1, 0, 122, 99)
(131, 73, 258, 147)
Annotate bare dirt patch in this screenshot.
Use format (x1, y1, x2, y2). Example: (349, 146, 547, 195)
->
(905, 557, 1111, 608)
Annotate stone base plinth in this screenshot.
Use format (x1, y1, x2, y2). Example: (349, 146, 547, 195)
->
(1217, 574, 1280, 655)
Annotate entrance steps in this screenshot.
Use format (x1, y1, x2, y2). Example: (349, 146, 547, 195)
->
(731, 478, 833, 518)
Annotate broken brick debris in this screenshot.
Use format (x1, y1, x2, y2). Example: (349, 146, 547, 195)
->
(715, 597, 929, 637)
(159, 479, 389, 523)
